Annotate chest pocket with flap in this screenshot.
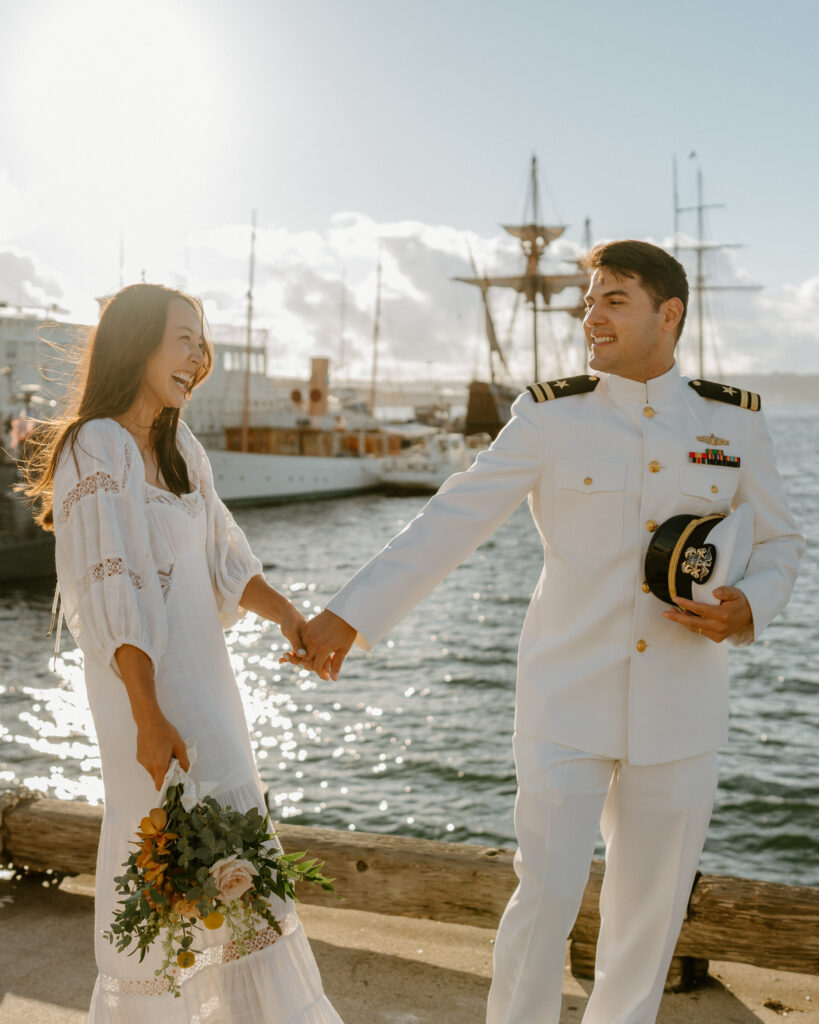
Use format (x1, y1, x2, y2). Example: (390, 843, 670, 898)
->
(552, 460, 627, 557)
(679, 464, 739, 509)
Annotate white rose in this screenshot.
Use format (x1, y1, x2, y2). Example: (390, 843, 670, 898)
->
(209, 854, 258, 903)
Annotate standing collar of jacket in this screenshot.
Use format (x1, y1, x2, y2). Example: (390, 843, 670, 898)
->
(603, 362, 682, 406)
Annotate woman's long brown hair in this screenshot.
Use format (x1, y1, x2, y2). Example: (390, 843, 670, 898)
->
(20, 283, 213, 531)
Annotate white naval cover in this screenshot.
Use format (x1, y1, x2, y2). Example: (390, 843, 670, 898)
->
(327, 363, 805, 765)
(690, 502, 755, 605)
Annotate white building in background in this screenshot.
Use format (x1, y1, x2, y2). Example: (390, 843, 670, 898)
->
(0, 309, 81, 456)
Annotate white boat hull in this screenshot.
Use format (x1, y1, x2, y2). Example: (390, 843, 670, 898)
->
(378, 469, 451, 494)
(207, 450, 384, 504)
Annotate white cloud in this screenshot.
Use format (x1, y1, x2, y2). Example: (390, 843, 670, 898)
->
(0, 246, 67, 311)
(186, 213, 589, 382)
(660, 236, 819, 375)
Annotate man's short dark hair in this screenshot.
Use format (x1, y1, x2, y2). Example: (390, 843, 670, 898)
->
(580, 240, 689, 340)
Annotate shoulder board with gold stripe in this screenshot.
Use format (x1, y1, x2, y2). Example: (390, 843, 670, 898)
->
(527, 375, 600, 403)
(688, 378, 762, 411)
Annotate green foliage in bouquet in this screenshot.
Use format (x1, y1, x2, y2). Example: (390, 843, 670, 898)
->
(102, 783, 334, 997)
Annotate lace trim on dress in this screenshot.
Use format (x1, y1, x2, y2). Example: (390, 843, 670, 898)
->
(157, 565, 174, 602)
(77, 557, 144, 596)
(98, 914, 299, 996)
(144, 486, 203, 518)
(60, 445, 133, 523)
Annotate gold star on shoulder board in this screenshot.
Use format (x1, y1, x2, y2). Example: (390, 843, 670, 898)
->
(554, 380, 570, 389)
(722, 386, 737, 396)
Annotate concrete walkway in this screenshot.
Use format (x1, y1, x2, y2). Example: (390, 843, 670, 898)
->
(0, 871, 816, 1023)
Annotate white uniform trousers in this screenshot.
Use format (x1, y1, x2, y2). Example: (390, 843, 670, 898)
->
(486, 735, 719, 1024)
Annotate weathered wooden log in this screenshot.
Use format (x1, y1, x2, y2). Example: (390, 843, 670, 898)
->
(274, 823, 515, 927)
(2, 789, 818, 976)
(568, 939, 709, 993)
(678, 872, 819, 974)
(569, 857, 819, 977)
(0, 788, 102, 874)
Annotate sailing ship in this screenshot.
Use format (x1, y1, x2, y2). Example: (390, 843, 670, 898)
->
(455, 156, 591, 437)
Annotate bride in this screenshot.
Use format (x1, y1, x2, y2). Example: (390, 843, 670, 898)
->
(23, 284, 343, 1023)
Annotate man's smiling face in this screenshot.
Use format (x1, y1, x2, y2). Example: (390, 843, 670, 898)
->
(583, 269, 680, 383)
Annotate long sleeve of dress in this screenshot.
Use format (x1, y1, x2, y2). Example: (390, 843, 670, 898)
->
(53, 418, 168, 678)
(177, 422, 263, 628)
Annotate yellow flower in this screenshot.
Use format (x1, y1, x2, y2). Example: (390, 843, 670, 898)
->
(202, 911, 225, 930)
(149, 807, 167, 831)
(177, 950, 195, 969)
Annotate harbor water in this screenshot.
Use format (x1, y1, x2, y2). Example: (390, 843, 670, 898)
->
(0, 405, 816, 886)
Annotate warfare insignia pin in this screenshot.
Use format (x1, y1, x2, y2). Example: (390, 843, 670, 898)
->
(696, 434, 729, 447)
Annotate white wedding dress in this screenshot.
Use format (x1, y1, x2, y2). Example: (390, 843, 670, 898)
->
(53, 417, 343, 1024)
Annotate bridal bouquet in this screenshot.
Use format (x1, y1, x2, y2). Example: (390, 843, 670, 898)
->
(103, 753, 333, 997)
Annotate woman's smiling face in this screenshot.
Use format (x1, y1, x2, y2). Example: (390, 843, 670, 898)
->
(139, 297, 205, 413)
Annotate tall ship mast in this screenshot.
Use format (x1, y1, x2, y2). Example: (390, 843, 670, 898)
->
(673, 154, 761, 379)
(456, 156, 590, 436)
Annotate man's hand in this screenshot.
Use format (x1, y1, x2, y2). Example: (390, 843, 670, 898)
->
(284, 609, 356, 681)
(662, 586, 753, 643)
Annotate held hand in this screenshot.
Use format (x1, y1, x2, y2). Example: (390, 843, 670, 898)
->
(135, 712, 190, 791)
(662, 586, 753, 643)
(278, 602, 308, 658)
(294, 609, 357, 681)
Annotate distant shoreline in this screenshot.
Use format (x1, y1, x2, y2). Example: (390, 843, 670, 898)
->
(353, 373, 819, 409)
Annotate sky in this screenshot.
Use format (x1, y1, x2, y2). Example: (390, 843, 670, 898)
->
(0, 0, 817, 384)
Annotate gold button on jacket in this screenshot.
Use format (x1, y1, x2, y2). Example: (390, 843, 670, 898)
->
(645, 520, 658, 532)
(648, 461, 661, 473)
(636, 640, 647, 653)
(643, 406, 655, 418)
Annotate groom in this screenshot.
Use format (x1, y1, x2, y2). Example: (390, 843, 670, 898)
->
(293, 240, 804, 1023)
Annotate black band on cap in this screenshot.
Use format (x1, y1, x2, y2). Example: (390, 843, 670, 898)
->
(644, 513, 725, 605)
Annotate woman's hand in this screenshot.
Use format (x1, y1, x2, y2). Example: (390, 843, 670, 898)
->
(239, 576, 310, 658)
(278, 601, 308, 658)
(135, 710, 190, 790)
(115, 644, 189, 790)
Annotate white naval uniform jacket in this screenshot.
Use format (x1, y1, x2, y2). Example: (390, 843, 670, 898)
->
(327, 363, 805, 765)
